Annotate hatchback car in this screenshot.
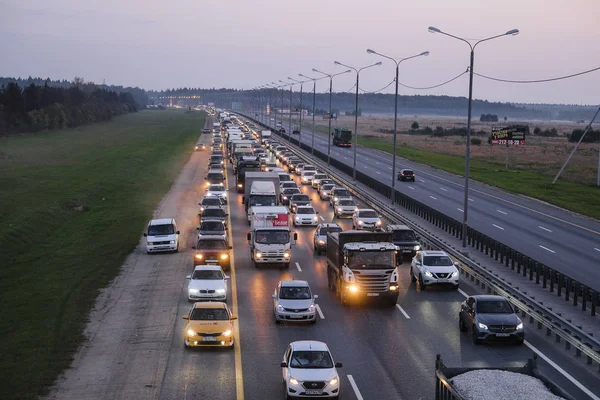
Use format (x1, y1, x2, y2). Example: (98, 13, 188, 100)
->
(300, 170, 316, 185)
(397, 169, 416, 182)
(352, 209, 383, 231)
(186, 265, 229, 302)
(281, 188, 301, 205)
(334, 199, 358, 218)
(329, 188, 352, 207)
(281, 341, 342, 399)
(459, 295, 524, 345)
(183, 302, 237, 348)
(293, 206, 318, 226)
(272, 280, 318, 324)
(319, 184, 336, 200)
(195, 142, 207, 151)
(313, 223, 343, 255)
(316, 179, 334, 192)
(205, 170, 225, 186)
(410, 250, 459, 290)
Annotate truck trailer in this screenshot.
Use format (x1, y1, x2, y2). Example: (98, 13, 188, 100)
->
(242, 172, 280, 216)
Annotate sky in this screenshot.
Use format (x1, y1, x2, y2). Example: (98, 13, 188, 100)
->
(1, 0, 599, 105)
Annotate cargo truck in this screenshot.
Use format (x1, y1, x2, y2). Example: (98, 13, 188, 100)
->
(242, 172, 280, 216)
(247, 206, 297, 268)
(326, 231, 399, 306)
(235, 158, 262, 193)
(332, 128, 352, 147)
(260, 130, 272, 143)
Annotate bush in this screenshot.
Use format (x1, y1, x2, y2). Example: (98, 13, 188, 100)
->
(569, 128, 600, 143)
(470, 138, 482, 145)
(533, 127, 541, 135)
(480, 113, 499, 122)
(411, 121, 419, 130)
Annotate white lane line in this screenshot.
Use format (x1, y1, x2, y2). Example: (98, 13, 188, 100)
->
(364, 157, 370, 161)
(539, 245, 556, 254)
(347, 375, 364, 400)
(396, 304, 411, 319)
(295, 262, 302, 272)
(408, 186, 415, 190)
(376, 171, 381, 175)
(315, 304, 325, 319)
(376, 162, 380, 165)
(468, 198, 474, 202)
(595, 248, 600, 252)
(457, 288, 469, 298)
(524, 342, 600, 400)
(319, 216, 325, 221)
(419, 179, 425, 183)
(344, 156, 348, 160)
(457, 208, 464, 212)
(496, 209, 508, 215)
(492, 224, 505, 231)
(538, 226, 552, 233)
(440, 187, 448, 192)
(429, 196, 437, 200)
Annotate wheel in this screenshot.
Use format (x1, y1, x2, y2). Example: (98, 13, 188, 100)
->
(327, 269, 334, 291)
(409, 267, 417, 283)
(459, 316, 467, 332)
(472, 327, 481, 344)
(275, 318, 281, 325)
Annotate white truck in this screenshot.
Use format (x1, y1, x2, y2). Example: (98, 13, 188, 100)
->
(242, 172, 280, 216)
(247, 206, 297, 268)
(260, 130, 272, 143)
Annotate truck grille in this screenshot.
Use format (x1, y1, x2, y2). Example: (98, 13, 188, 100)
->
(354, 270, 392, 292)
(489, 325, 516, 333)
(302, 381, 326, 390)
(263, 250, 284, 257)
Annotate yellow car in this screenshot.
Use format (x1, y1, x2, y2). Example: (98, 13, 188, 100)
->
(183, 302, 237, 348)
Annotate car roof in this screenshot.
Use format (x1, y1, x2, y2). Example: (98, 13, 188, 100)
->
(319, 223, 341, 229)
(192, 301, 229, 310)
(387, 224, 412, 231)
(291, 341, 329, 351)
(472, 295, 509, 302)
(280, 280, 309, 287)
(149, 218, 174, 225)
(193, 264, 223, 272)
(420, 250, 449, 256)
(357, 208, 375, 212)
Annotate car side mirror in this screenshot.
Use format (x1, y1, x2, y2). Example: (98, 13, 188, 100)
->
(186, 275, 191, 280)
(204, 177, 207, 180)
(231, 316, 238, 320)
(335, 362, 343, 368)
(454, 261, 460, 266)
(280, 362, 287, 368)
(196, 227, 200, 231)
(271, 294, 276, 299)
(176, 231, 180, 235)
(316, 211, 319, 214)
(225, 213, 229, 217)
(143, 233, 147, 237)
(224, 275, 230, 280)
(247, 233, 251, 241)
(313, 295, 319, 299)
(191, 245, 196, 249)
(229, 245, 233, 249)
(182, 315, 189, 320)
(415, 261, 421, 266)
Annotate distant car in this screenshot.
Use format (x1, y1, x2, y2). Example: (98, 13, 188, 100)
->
(186, 265, 229, 302)
(334, 199, 358, 218)
(289, 194, 311, 213)
(263, 162, 278, 172)
(329, 187, 352, 207)
(313, 223, 342, 254)
(205, 170, 225, 186)
(272, 280, 318, 324)
(410, 250, 459, 290)
(280, 181, 299, 191)
(193, 237, 232, 269)
(292, 129, 300, 135)
(143, 218, 180, 253)
(352, 209, 383, 231)
(197, 220, 226, 240)
(397, 169, 415, 182)
(183, 302, 237, 348)
(195, 143, 207, 151)
(316, 179, 334, 192)
(281, 341, 342, 399)
(202, 128, 211, 134)
(293, 205, 318, 226)
(199, 197, 226, 213)
(459, 295, 524, 345)
(198, 206, 228, 228)
(319, 184, 336, 200)
(386, 224, 420, 261)
(209, 155, 224, 166)
(293, 163, 305, 175)
(280, 188, 301, 205)
(206, 183, 228, 203)
(311, 174, 328, 189)
(300, 170, 316, 185)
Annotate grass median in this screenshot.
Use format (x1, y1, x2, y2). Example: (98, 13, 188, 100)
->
(0, 109, 206, 399)
(357, 137, 600, 220)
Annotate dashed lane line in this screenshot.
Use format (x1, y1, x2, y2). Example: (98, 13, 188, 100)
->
(538, 226, 552, 233)
(497, 209, 508, 215)
(347, 375, 364, 400)
(295, 262, 302, 272)
(430, 196, 437, 200)
(396, 304, 411, 319)
(315, 304, 325, 319)
(492, 224, 505, 231)
(539, 245, 556, 254)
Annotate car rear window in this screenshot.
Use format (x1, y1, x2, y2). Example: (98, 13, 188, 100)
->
(292, 195, 310, 201)
(320, 226, 342, 235)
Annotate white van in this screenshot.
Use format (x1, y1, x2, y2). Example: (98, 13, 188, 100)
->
(144, 218, 180, 253)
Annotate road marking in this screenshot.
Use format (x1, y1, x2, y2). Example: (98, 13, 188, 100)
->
(396, 304, 411, 319)
(315, 304, 325, 319)
(468, 198, 474, 202)
(347, 375, 364, 400)
(376, 171, 381, 175)
(457, 288, 469, 298)
(539, 245, 556, 254)
(319, 215, 325, 221)
(595, 248, 600, 252)
(430, 196, 437, 200)
(344, 156, 348, 160)
(492, 224, 505, 231)
(524, 342, 600, 400)
(364, 157, 370, 161)
(419, 179, 425, 183)
(408, 186, 415, 190)
(440, 187, 448, 192)
(376, 162, 380, 165)
(457, 208, 464, 212)
(538, 226, 552, 233)
(388, 167, 393, 170)
(496, 209, 507, 215)
(295, 262, 302, 272)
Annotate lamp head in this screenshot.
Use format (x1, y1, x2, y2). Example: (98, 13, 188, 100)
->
(375, 61, 383, 66)
(344, 69, 351, 74)
(506, 29, 519, 36)
(334, 61, 341, 65)
(366, 49, 375, 54)
(421, 51, 430, 56)
(428, 26, 441, 33)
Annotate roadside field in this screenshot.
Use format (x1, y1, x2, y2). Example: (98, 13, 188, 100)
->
(0, 110, 205, 399)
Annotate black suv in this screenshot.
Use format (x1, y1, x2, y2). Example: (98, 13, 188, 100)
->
(397, 169, 415, 182)
(386, 224, 420, 263)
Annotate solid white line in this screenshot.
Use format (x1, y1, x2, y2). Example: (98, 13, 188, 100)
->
(364, 157, 370, 161)
(295, 262, 302, 272)
(538, 226, 552, 233)
(319, 215, 325, 221)
(376, 162, 380, 165)
(315, 304, 325, 319)
(408, 186, 415, 190)
(539, 245, 556, 254)
(457, 288, 469, 298)
(376, 171, 381, 175)
(595, 248, 600, 252)
(524, 341, 600, 400)
(457, 208, 464, 212)
(396, 304, 411, 319)
(388, 167, 393, 170)
(492, 224, 505, 231)
(496, 209, 507, 215)
(468, 198, 474, 202)
(430, 196, 437, 200)
(347, 375, 364, 400)
(440, 187, 448, 192)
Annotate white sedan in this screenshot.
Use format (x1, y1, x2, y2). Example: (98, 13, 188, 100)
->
(186, 265, 229, 302)
(293, 206, 319, 226)
(352, 208, 383, 231)
(206, 184, 228, 203)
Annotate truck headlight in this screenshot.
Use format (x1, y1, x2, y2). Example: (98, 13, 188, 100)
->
(222, 329, 232, 337)
(348, 285, 358, 292)
(195, 254, 203, 260)
(255, 252, 262, 258)
(283, 196, 287, 200)
(237, 184, 243, 188)
(413, 245, 420, 251)
(334, 197, 338, 202)
(424, 270, 433, 278)
(283, 252, 290, 258)
(318, 240, 325, 245)
(478, 322, 489, 330)
(187, 329, 196, 337)
(216, 288, 226, 294)
(389, 285, 398, 291)
(221, 254, 229, 260)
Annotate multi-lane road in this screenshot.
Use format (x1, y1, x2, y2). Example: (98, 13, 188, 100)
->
(49, 118, 600, 400)
(256, 116, 600, 291)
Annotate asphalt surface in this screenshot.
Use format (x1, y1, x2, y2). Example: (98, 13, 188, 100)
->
(256, 116, 600, 291)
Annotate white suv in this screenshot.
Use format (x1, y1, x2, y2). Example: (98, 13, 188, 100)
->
(410, 250, 459, 290)
(281, 341, 342, 399)
(351, 209, 382, 231)
(144, 218, 179, 253)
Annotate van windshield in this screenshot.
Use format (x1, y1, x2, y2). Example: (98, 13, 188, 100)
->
(148, 224, 175, 235)
(254, 230, 290, 244)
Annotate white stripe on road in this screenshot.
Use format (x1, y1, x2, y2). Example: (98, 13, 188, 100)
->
(440, 187, 448, 192)
(376, 162, 380, 165)
(319, 216, 325, 221)
(364, 157, 370, 161)
(457, 288, 469, 298)
(315, 304, 325, 319)
(595, 248, 600, 252)
(396, 304, 411, 319)
(388, 167, 393, 170)
(295, 262, 302, 272)
(344, 156, 348, 160)
(347, 375, 364, 400)
(496, 209, 507, 215)
(376, 171, 381, 175)
(492, 224, 505, 231)
(457, 208, 464, 212)
(468, 198, 474, 202)
(430, 196, 437, 200)
(538, 226, 552, 233)
(408, 186, 415, 190)
(419, 179, 425, 183)
(539, 245, 556, 254)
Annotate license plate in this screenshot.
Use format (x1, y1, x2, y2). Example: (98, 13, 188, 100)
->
(289, 315, 303, 319)
(367, 293, 379, 297)
(496, 333, 510, 337)
(305, 390, 323, 395)
(202, 336, 217, 342)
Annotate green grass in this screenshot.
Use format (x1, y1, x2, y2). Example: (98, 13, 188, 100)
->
(357, 137, 600, 220)
(0, 110, 205, 399)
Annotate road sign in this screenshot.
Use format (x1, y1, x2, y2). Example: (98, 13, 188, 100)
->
(491, 126, 526, 145)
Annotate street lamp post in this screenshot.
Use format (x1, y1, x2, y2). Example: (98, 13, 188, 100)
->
(289, 77, 308, 146)
(312, 68, 351, 166)
(279, 80, 293, 142)
(367, 48, 429, 205)
(333, 60, 382, 180)
(271, 81, 280, 130)
(299, 73, 319, 156)
(429, 26, 519, 250)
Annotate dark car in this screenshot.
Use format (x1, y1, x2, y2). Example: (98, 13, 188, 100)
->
(197, 220, 227, 240)
(198, 207, 228, 228)
(459, 295, 524, 345)
(205, 171, 225, 185)
(397, 169, 415, 182)
(209, 155, 224, 166)
(202, 128, 211, 134)
(280, 188, 301, 205)
(386, 224, 420, 262)
(292, 129, 300, 135)
(289, 194, 311, 212)
(193, 238, 232, 269)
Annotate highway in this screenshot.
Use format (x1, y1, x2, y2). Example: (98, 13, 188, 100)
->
(256, 117, 600, 291)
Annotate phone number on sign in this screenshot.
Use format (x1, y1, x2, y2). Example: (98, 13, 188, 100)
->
(492, 139, 525, 145)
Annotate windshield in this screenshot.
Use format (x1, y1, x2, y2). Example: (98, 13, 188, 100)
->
(359, 210, 378, 218)
(340, 131, 351, 141)
(302, 171, 316, 176)
(249, 195, 276, 207)
(296, 207, 315, 215)
(197, 240, 227, 249)
(314, 175, 327, 180)
(423, 256, 453, 266)
(283, 189, 300, 195)
(402, 170, 414, 175)
(347, 250, 394, 269)
(338, 200, 356, 206)
(201, 198, 221, 206)
(148, 224, 175, 235)
(282, 182, 297, 188)
(279, 286, 312, 299)
(190, 308, 229, 321)
(209, 185, 225, 191)
(292, 195, 310, 202)
(392, 230, 416, 241)
(254, 230, 290, 244)
(210, 156, 223, 162)
(278, 174, 291, 181)
(334, 189, 350, 197)
(303, 166, 316, 171)
(200, 221, 225, 232)
(322, 184, 335, 191)
(477, 300, 514, 314)
(290, 351, 333, 369)
(202, 209, 225, 217)
(319, 226, 342, 235)
(207, 174, 223, 181)
(192, 269, 223, 280)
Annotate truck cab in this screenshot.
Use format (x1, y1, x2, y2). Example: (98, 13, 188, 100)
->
(332, 128, 352, 147)
(247, 206, 297, 268)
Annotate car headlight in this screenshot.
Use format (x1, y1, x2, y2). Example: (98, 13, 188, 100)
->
(216, 288, 226, 294)
(358, 220, 364, 225)
(451, 270, 459, 278)
(237, 184, 243, 188)
(189, 288, 199, 294)
(222, 329, 232, 337)
(283, 196, 287, 200)
(200, 207, 205, 212)
(308, 304, 316, 311)
(295, 216, 300, 221)
(220, 253, 229, 259)
(478, 322, 489, 330)
(516, 322, 524, 330)
(376, 220, 382, 225)
(313, 216, 318, 221)
(283, 252, 290, 258)
(424, 270, 433, 278)
(329, 377, 338, 386)
(170, 240, 175, 244)
(195, 254, 203, 260)
(318, 240, 325, 245)
(195, 146, 198, 150)
(255, 252, 262, 258)
(187, 329, 196, 336)
(334, 197, 338, 202)
(337, 207, 342, 212)
(147, 242, 154, 245)
(413, 245, 421, 251)
(222, 192, 227, 197)
(289, 377, 299, 386)
(276, 303, 284, 311)
(348, 285, 358, 292)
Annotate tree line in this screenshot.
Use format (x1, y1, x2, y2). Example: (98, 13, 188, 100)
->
(0, 78, 138, 136)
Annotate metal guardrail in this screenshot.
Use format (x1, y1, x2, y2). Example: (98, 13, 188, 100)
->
(239, 113, 600, 371)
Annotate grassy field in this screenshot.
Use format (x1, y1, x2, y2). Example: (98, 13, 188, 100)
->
(358, 137, 600, 220)
(0, 110, 206, 399)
